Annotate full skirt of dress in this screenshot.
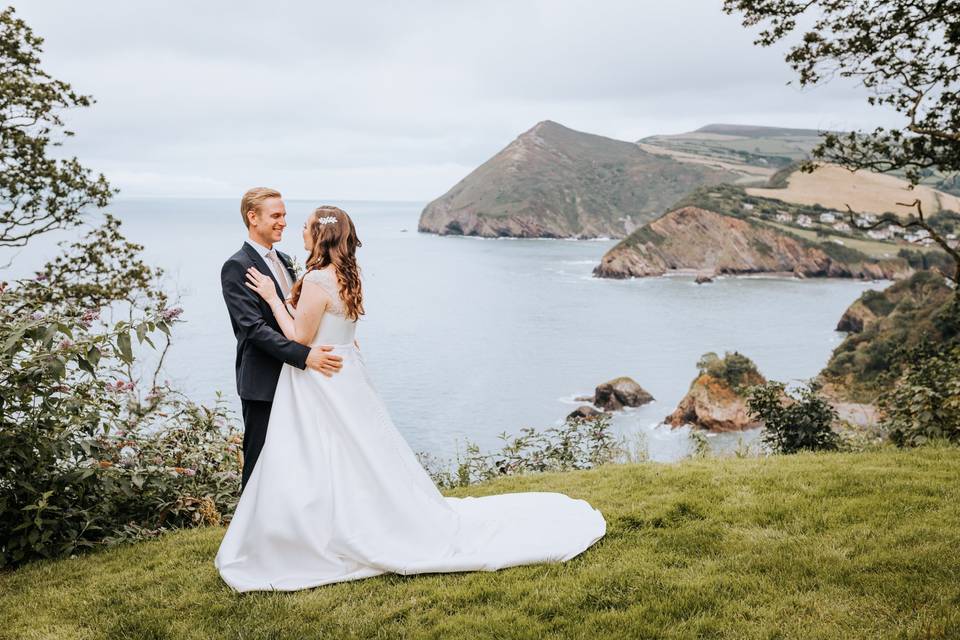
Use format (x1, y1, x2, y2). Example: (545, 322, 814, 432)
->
(214, 343, 606, 593)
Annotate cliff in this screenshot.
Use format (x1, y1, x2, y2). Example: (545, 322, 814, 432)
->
(593, 206, 913, 280)
(816, 270, 958, 403)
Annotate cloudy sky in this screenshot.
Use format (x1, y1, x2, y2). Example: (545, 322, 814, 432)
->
(17, 1, 893, 201)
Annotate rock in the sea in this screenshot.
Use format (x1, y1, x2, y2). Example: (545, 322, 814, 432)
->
(592, 376, 655, 411)
(593, 206, 913, 281)
(665, 352, 766, 432)
(694, 273, 714, 284)
(567, 405, 611, 421)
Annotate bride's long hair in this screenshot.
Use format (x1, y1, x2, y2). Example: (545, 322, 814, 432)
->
(290, 205, 365, 321)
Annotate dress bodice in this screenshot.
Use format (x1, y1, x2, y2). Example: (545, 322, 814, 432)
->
(303, 267, 357, 346)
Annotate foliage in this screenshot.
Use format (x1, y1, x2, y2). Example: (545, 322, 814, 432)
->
(822, 271, 958, 401)
(0, 7, 113, 249)
(0, 219, 242, 568)
(747, 379, 840, 454)
(881, 339, 960, 447)
(723, 0, 960, 291)
(696, 350, 763, 392)
(0, 10, 242, 568)
(418, 415, 629, 489)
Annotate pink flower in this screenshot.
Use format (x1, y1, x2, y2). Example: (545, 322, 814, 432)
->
(80, 308, 101, 327)
(161, 307, 184, 322)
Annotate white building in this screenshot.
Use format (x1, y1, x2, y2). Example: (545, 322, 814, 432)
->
(832, 221, 851, 232)
(819, 212, 837, 224)
(775, 211, 793, 223)
(867, 227, 894, 240)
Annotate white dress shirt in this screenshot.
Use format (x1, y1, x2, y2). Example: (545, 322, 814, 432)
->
(245, 239, 292, 291)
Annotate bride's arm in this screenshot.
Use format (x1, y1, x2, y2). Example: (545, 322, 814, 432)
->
(245, 268, 332, 345)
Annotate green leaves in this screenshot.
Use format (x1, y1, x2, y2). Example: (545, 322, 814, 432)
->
(747, 379, 841, 455)
(115, 332, 133, 365)
(882, 339, 960, 447)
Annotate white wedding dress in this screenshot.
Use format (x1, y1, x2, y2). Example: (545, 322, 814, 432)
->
(215, 267, 606, 592)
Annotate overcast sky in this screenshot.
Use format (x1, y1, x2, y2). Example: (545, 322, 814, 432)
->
(16, 1, 894, 201)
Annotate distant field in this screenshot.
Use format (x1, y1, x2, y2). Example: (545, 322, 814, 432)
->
(747, 164, 960, 217)
(757, 219, 934, 258)
(636, 142, 774, 183)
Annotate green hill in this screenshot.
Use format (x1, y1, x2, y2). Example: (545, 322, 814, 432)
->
(639, 124, 824, 174)
(418, 120, 738, 239)
(2, 448, 958, 639)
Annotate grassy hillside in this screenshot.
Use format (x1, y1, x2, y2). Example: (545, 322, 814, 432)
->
(639, 124, 823, 174)
(641, 125, 960, 195)
(2, 448, 959, 639)
(418, 120, 738, 238)
(818, 270, 958, 403)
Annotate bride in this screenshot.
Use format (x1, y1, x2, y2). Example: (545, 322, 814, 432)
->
(214, 205, 606, 592)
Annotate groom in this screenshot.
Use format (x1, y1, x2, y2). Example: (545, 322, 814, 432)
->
(221, 187, 343, 491)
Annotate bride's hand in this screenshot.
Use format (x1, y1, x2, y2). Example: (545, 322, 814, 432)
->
(245, 267, 280, 305)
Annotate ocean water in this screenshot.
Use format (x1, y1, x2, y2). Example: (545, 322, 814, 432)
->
(8, 198, 887, 462)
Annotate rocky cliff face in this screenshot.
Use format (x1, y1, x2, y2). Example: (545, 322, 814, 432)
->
(594, 206, 914, 280)
(816, 270, 957, 402)
(418, 121, 738, 239)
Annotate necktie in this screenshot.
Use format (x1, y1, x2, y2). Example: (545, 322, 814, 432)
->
(266, 250, 291, 299)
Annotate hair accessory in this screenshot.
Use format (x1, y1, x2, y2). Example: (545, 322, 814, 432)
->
(317, 215, 337, 225)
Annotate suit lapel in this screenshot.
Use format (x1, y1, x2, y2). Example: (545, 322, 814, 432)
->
(240, 242, 285, 300)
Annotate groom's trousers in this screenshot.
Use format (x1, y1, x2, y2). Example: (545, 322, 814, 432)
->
(240, 399, 273, 492)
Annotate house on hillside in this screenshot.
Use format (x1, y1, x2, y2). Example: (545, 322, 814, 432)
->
(833, 221, 851, 232)
(819, 212, 837, 224)
(775, 211, 793, 223)
(867, 227, 894, 240)
(796, 214, 813, 228)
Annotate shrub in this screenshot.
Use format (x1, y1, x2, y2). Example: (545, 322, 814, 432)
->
(881, 339, 960, 447)
(418, 415, 628, 489)
(0, 10, 242, 568)
(746, 380, 841, 454)
(0, 226, 243, 567)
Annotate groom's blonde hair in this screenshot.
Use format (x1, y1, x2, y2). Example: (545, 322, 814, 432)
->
(240, 187, 282, 227)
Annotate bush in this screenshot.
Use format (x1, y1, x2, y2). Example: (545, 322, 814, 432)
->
(418, 415, 628, 489)
(746, 380, 841, 454)
(0, 220, 242, 568)
(881, 339, 960, 447)
(0, 11, 243, 568)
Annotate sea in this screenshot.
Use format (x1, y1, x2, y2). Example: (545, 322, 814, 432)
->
(6, 198, 888, 463)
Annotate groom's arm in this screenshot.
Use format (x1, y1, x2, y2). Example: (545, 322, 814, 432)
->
(221, 259, 310, 370)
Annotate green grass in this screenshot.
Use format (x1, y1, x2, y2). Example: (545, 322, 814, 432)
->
(2, 448, 959, 639)
(758, 219, 936, 258)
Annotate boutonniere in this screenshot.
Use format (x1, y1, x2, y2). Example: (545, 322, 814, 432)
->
(289, 255, 304, 280)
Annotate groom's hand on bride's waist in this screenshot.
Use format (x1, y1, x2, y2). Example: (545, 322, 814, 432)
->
(307, 346, 343, 377)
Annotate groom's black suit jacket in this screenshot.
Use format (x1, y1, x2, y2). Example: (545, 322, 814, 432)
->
(221, 242, 310, 402)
